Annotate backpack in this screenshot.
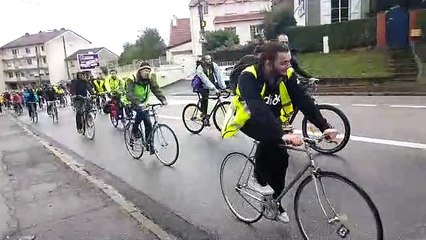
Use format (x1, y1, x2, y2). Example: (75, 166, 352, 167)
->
(229, 55, 258, 93)
(191, 75, 203, 92)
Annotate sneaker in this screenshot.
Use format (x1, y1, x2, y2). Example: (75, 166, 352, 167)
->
(276, 211, 290, 223)
(247, 174, 274, 196)
(203, 118, 210, 127)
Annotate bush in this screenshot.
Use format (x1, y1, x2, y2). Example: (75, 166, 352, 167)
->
(286, 18, 376, 52)
(205, 30, 240, 51)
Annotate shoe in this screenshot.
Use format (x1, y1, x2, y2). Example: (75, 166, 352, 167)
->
(247, 174, 274, 196)
(148, 144, 156, 155)
(77, 129, 84, 135)
(132, 130, 142, 139)
(276, 211, 290, 223)
(203, 118, 210, 127)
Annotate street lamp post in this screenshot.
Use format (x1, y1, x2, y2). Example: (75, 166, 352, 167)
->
(197, 0, 206, 55)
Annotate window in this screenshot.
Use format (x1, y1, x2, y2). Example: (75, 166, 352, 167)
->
(250, 25, 263, 40)
(20, 72, 25, 77)
(45, 71, 49, 76)
(15, 72, 20, 78)
(203, 5, 208, 15)
(42, 57, 46, 64)
(41, 45, 45, 51)
(331, 0, 349, 23)
(70, 61, 75, 67)
(12, 49, 18, 55)
(8, 72, 14, 78)
(27, 59, 33, 65)
(29, 73, 34, 77)
(25, 48, 31, 54)
(6, 62, 12, 67)
(224, 27, 236, 34)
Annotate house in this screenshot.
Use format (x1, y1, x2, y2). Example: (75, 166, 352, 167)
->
(0, 29, 92, 91)
(189, 0, 271, 56)
(166, 17, 195, 68)
(66, 47, 119, 79)
(288, 0, 371, 26)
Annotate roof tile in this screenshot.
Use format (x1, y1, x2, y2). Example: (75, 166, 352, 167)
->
(168, 18, 192, 48)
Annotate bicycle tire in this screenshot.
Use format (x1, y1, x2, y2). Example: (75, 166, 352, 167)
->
(182, 103, 204, 134)
(124, 122, 144, 159)
(52, 106, 58, 123)
(213, 101, 231, 132)
(294, 171, 383, 240)
(85, 113, 95, 140)
(110, 113, 119, 128)
(220, 152, 263, 224)
(301, 104, 351, 154)
(152, 124, 179, 166)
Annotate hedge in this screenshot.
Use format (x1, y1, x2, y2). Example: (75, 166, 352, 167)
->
(210, 18, 376, 62)
(286, 18, 376, 53)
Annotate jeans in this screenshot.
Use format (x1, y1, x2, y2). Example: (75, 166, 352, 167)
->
(198, 88, 209, 117)
(27, 102, 37, 118)
(74, 99, 85, 130)
(133, 107, 152, 141)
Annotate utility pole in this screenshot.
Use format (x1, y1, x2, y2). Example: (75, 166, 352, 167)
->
(35, 46, 42, 86)
(197, 0, 207, 56)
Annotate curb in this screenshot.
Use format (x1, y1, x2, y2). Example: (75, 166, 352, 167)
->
(8, 115, 178, 240)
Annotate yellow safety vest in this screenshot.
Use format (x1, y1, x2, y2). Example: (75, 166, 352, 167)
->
(93, 80, 105, 94)
(221, 65, 294, 139)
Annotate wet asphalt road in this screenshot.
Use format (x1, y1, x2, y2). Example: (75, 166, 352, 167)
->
(16, 95, 426, 240)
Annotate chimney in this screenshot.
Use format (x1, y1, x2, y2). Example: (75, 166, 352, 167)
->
(25, 33, 30, 36)
(60, 27, 65, 31)
(53, 29, 58, 32)
(172, 15, 177, 27)
(39, 31, 43, 34)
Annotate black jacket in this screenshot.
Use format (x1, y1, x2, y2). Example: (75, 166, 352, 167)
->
(70, 79, 94, 97)
(238, 64, 329, 142)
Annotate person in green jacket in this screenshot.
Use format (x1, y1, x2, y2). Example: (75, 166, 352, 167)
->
(126, 62, 167, 154)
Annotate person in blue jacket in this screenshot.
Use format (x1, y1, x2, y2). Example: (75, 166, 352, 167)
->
(23, 87, 38, 118)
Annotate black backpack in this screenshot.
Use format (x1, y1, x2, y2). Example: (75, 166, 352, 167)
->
(229, 55, 258, 93)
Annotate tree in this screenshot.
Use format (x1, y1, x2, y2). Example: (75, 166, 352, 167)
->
(205, 30, 240, 52)
(118, 28, 166, 66)
(263, 7, 297, 40)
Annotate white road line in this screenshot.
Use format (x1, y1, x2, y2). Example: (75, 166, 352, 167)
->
(159, 115, 181, 120)
(321, 103, 340, 106)
(350, 136, 426, 149)
(352, 104, 378, 107)
(389, 105, 426, 109)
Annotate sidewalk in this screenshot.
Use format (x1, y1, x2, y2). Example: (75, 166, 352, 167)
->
(0, 114, 158, 240)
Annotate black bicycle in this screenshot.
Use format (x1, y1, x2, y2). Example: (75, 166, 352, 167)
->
(74, 96, 96, 140)
(290, 78, 351, 154)
(124, 104, 179, 166)
(47, 100, 59, 123)
(220, 138, 383, 239)
(27, 101, 38, 123)
(182, 90, 231, 134)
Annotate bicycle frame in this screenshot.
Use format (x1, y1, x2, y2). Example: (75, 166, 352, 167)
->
(195, 92, 228, 119)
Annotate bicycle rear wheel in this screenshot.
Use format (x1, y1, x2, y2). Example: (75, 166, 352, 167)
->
(294, 171, 383, 240)
(52, 106, 58, 123)
(182, 103, 204, 134)
(220, 152, 263, 223)
(302, 104, 350, 154)
(213, 101, 230, 132)
(152, 124, 179, 166)
(124, 122, 145, 159)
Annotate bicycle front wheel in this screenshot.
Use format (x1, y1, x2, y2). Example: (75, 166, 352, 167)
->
(124, 122, 145, 159)
(182, 104, 204, 134)
(302, 104, 350, 154)
(294, 171, 383, 240)
(213, 101, 230, 132)
(220, 152, 263, 224)
(85, 113, 95, 140)
(52, 106, 58, 123)
(152, 124, 179, 166)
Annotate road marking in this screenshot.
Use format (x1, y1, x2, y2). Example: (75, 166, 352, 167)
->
(389, 105, 426, 109)
(352, 104, 378, 107)
(9, 115, 178, 240)
(350, 136, 426, 149)
(321, 103, 340, 106)
(159, 115, 181, 120)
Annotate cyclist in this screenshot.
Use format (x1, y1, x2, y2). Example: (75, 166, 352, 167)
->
(35, 86, 44, 109)
(222, 41, 337, 223)
(196, 55, 227, 125)
(0, 94, 3, 113)
(70, 72, 94, 134)
(92, 77, 107, 109)
(23, 88, 38, 118)
(11, 91, 23, 113)
(105, 69, 125, 118)
(43, 84, 57, 115)
(3, 91, 11, 110)
(54, 84, 66, 106)
(126, 62, 167, 155)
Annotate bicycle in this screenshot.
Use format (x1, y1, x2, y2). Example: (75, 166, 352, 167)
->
(74, 96, 96, 140)
(182, 90, 231, 134)
(13, 102, 23, 116)
(108, 93, 127, 128)
(289, 77, 351, 154)
(27, 101, 38, 123)
(47, 100, 58, 123)
(124, 103, 179, 166)
(220, 138, 383, 239)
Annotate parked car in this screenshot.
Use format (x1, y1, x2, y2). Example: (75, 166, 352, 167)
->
(219, 65, 234, 88)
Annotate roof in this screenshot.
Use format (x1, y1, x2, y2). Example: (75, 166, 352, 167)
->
(168, 18, 192, 48)
(189, 0, 268, 7)
(214, 12, 264, 24)
(66, 47, 117, 60)
(0, 29, 92, 49)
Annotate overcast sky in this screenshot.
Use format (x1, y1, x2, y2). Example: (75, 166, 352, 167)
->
(0, 0, 190, 55)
